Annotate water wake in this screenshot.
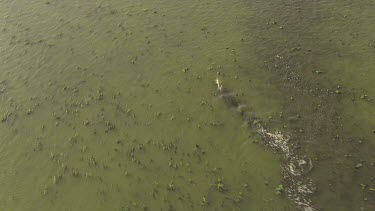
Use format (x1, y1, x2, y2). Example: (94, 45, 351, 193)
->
(215, 78, 315, 211)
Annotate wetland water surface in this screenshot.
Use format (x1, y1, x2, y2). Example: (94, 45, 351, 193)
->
(0, 0, 374, 210)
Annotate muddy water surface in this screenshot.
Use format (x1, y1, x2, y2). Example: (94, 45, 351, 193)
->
(0, 0, 374, 211)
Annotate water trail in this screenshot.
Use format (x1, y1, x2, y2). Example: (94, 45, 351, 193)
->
(215, 78, 315, 211)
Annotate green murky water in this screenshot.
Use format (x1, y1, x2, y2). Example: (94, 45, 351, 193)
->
(0, 0, 374, 210)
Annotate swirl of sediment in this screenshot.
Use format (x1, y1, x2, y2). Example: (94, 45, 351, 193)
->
(215, 79, 315, 211)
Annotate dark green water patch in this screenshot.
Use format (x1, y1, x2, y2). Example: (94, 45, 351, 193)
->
(242, 0, 375, 210)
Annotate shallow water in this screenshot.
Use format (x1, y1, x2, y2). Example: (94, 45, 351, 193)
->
(0, 0, 374, 210)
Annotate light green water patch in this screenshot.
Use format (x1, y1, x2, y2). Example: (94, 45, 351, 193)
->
(0, 0, 297, 210)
